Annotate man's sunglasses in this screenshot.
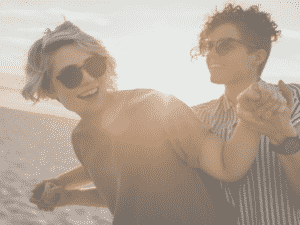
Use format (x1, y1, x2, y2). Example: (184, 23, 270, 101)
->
(202, 38, 256, 56)
(56, 54, 107, 89)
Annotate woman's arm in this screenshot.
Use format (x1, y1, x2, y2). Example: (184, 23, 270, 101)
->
(60, 187, 107, 208)
(53, 166, 93, 189)
(164, 96, 263, 182)
(220, 119, 261, 181)
(53, 129, 94, 190)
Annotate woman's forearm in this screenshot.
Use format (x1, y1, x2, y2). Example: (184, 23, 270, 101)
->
(223, 119, 261, 181)
(55, 166, 94, 189)
(64, 188, 107, 208)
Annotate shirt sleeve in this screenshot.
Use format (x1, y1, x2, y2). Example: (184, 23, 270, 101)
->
(282, 83, 300, 207)
(287, 83, 300, 123)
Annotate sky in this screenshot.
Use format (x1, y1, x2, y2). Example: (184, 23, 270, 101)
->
(0, 0, 300, 119)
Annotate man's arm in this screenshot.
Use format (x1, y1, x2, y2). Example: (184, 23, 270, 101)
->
(275, 83, 300, 197)
(241, 81, 300, 197)
(259, 81, 300, 196)
(277, 139, 300, 196)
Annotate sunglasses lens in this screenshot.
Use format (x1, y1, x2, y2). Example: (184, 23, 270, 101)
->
(216, 40, 234, 55)
(84, 55, 107, 78)
(57, 66, 83, 89)
(56, 55, 107, 89)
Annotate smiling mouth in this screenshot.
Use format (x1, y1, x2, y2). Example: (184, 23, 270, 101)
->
(77, 87, 99, 99)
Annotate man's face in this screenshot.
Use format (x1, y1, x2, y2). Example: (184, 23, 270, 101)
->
(205, 23, 258, 86)
(50, 43, 108, 115)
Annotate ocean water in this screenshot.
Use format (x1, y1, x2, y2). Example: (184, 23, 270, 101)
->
(0, 106, 113, 225)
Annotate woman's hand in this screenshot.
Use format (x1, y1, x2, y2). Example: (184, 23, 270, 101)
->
(30, 179, 71, 212)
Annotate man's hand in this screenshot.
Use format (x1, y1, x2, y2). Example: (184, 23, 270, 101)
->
(237, 81, 287, 125)
(30, 179, 71, 212)
(237, 80, 297, 145)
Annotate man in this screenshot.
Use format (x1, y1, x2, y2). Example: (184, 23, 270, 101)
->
(26, 21, 290, 224)
(191, 3, 300, 224)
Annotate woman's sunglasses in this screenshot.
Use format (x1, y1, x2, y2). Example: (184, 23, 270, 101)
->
(56, 54, 107, 89)
(202, 38, 256, 56)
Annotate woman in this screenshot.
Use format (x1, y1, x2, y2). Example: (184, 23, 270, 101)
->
(24, 20, 284, 224)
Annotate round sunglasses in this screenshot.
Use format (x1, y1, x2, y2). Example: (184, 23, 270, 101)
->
(202, 38, 257, 56)
(56, 54, 107, 89)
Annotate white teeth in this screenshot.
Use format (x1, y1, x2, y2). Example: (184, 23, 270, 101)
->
(80, 88, 98, 97)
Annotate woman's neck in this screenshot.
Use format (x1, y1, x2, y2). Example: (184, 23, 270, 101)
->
(77, 90, 119, 120)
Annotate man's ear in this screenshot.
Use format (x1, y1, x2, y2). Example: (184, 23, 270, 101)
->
(253, 49, 267, 66)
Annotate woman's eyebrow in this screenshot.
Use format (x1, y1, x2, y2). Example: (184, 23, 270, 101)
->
(57, 55, 95, 76)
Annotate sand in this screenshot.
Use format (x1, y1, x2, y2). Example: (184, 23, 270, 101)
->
(0, 106, 113, 225)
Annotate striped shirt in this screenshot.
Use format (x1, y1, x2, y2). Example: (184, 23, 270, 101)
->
(192, 79, 300, 225)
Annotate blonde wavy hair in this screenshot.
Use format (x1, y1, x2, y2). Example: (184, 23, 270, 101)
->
(22, 20, 118, 104)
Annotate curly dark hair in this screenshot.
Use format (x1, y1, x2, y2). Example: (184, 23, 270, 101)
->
(191, 3, 282, 76)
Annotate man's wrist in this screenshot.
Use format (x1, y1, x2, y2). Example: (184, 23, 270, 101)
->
(283, 125, 298, 138)
(268, 122, 297, 145)
(270, 135, 300, 155)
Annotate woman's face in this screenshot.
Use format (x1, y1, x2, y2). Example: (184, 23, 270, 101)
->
(205, 23, 260, 86)
(49, 43, 109, 115)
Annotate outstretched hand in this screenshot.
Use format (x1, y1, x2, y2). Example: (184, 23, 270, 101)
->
(236, 80, 296, 145)
(236, 81, 287, 126)
(30, 179, 70, 212)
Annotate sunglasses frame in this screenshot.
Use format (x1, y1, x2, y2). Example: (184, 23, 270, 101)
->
(202, 37, 257, 56)
(55, 53, 107, 89)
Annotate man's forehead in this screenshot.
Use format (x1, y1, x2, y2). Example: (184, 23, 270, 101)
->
(206, 23, 242, 42)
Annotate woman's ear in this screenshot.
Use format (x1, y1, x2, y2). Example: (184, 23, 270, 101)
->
(46, 82, 57, 99)
(43, 70, 58, 100)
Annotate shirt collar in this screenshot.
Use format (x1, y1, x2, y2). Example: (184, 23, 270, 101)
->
(222, 94, 235, 112)
(221, 79, 265, 112)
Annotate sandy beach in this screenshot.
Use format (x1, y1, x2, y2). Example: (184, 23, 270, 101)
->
(0, 106, 113, 225)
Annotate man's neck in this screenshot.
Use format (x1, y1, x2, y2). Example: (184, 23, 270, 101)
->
(224, 77, 261, 108)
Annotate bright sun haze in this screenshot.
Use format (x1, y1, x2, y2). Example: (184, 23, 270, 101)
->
(0, 0, 299, 118)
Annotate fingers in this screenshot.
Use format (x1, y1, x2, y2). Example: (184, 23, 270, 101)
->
(236, 103, 264, 126)
(30, 180, 62, 213)
(36, 201, 56, 212)
(258, 81, 278, 106)
(237, 84, 261, 112)
(244, 83, 261, 100)
(31, 180, 47, 194)
(255, 81, 289, 119)
(257, 100, 276, 118)
(257, 98, 283, 120)
(40, 182, 61, 205)
(278, 80, 293, 109)
(265, 103, 281, 119)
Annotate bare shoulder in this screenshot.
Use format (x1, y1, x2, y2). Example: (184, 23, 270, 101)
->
(71, 121, 85, 144)
(101, 89, 183, 140)
(126, 89, 184, 116)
